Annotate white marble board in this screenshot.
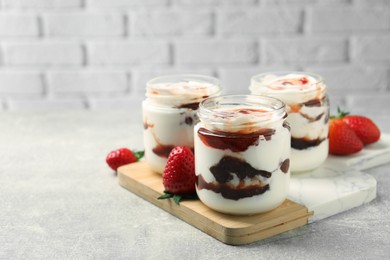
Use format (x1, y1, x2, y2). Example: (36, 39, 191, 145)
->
(288, 134, 390, 223)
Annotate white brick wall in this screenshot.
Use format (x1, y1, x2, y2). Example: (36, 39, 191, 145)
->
(217, 9, 303, 34)
(87, 41, 170, 65)
(47, 70, 128, 96)
(0, 0, 389, 111)
(263, 36, 348, 65)
(0, 13, 39, 37)
(2, 0, 83, 9)
(132, 11, 213, 36)
(43, 13, 125, 37)
(307, 6, 390, 32)
(351, 35, 390, 62)
(176, 39, 257, 64)
(4, 42, 84, 66)
(0, 71, 43, 96)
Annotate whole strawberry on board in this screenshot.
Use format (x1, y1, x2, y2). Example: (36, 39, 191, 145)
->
(342, 114, 381, 145)
(329, 108, 381, 156)
(158, 146, 197, 205)
(106, 148, 144, 171)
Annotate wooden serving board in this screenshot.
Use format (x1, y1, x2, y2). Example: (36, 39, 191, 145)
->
(118, 161, 313, 245)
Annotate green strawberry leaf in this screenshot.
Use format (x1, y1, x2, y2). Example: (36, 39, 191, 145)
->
(330, 106, 350, 120)
(337, 106, 349, 118)
(173, 195, 182, 205)
(157, 191, 198, 205)
(133, 150, 145, 161)
(157, 192, 173, 200)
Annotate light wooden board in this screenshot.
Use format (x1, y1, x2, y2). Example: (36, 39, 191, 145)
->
(118, 161, 313, 245)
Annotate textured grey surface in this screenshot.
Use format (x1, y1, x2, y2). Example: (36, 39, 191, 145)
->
(1, 111, 390, 260)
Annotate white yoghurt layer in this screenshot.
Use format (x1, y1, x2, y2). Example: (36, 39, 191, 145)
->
(143, 100, 196, 173)
(194, 105, 290, 215)
(143, 78, 220, 174)
(250, 73, 325, 104)
(250, 72, 329, 172)
(201, 106, 283, 134)
(291, 140, 329, 172)
(147, 80, 221, 108)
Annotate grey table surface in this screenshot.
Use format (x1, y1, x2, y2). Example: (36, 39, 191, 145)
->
(1, 110, 390, 260)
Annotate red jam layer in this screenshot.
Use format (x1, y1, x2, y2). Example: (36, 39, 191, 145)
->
(197, 127, 275, 153)
(152, 144, 176, 158)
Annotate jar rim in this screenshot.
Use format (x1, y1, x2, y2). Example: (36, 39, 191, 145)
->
(250, 71, 325, 94)
(198, 94, 286, 127)
(146, 74, 221, 98)
(147, 74, 220, 86)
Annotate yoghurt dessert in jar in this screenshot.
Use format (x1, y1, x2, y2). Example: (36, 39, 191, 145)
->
(194, 95, 290, 215)
(143, 74, 221, 174)
(250, 72, 329, 172)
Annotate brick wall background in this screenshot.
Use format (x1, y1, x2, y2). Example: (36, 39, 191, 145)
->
(0, 0, 389, 114)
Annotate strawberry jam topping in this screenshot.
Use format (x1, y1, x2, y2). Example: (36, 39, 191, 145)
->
(299, 77, 309, 84)
(197, 127, 275, 152)
(270, 76, 310, 90)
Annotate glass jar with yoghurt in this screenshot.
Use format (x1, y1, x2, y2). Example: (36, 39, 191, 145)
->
(250, 71, 329, 172)
(143, 74, 221, 174)
(194, 95, 290, 215)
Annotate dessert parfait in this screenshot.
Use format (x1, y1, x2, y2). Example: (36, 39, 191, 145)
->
(194, 95, 290, 215)
(143, 74, 221, 174)
(250, 72, 329, 172)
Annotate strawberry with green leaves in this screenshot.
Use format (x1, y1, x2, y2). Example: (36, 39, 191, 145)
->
(106, 148, 144, 171)
(158, 146, 197, 204)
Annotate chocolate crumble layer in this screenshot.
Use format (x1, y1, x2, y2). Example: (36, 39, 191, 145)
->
(291, 137, 326, 150)
(197, 156, 289, 200)
(197, 175, 270, 201)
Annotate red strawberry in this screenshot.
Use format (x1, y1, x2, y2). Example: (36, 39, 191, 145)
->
(342, 115, 381, 145)
(106, 148, 139, 171)
(158, 146, 196, 204)
(329, 118, 363, 155)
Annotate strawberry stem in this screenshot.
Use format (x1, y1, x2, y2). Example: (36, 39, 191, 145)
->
(330, 106, 350, 120)
(133, 150, 145, 161)
(337, 106, 349, 118)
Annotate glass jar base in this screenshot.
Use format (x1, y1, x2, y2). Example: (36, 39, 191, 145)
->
(196, 187, 288, 215)
(290, 140, 329, 173)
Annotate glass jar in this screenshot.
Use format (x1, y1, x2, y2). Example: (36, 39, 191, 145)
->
(194, 95, 290, 215)
(143, 74, 221, 174)
(250, 71, 329, 172)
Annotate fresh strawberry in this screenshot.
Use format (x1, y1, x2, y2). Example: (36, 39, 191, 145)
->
(342, 115, 381, 145)
(106, 148, 143, 171)
(329, 118, 363, 155)
(158, 146, 197, 204)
